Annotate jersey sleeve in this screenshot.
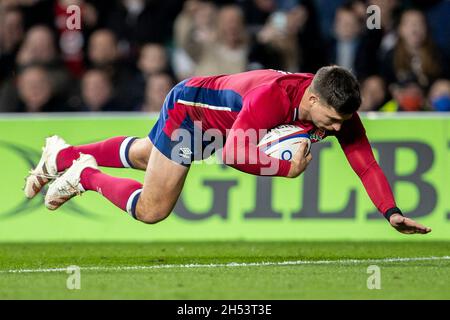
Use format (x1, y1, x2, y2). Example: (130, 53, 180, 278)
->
(336, 113, 397, 217)
(222, 84, 292, 177)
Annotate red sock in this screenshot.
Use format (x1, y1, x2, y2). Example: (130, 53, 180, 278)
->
(80, 167, 142, 218)
(56, 136, 137, 171)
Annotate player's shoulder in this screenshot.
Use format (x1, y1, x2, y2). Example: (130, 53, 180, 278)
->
(243, 81, 287, 102)
(235, 69, 313, 82)
(268, 69, 314, 81)
(261, 69, 314, 81)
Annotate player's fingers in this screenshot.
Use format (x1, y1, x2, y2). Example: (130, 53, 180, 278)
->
(305, 152, 313, 163)
(406, 219, 432, 234)
(297, 140, 308, 153)
(415, 225, 432, 234)
(294, 141, 309, 160)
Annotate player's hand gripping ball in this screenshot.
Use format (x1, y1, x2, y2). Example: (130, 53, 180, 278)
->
(258, 125, 311, 160)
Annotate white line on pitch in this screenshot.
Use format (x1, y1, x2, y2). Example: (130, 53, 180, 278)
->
(1, 256, 450, 274)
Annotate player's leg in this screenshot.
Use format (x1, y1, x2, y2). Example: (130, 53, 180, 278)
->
(44, 144, 189, 224)
(66, 127, 191, 222)
(133, 146, 189, 224)
(24, 135, 152, 199)
(55, 136, 152, 171)
(43, 152, 142, 212)
(56, 136, 149, 171)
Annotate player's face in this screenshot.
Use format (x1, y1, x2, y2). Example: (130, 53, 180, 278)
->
(309, 100, 352, 132)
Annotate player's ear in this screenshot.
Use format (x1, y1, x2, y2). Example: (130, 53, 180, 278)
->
(309, 92, 319, 105)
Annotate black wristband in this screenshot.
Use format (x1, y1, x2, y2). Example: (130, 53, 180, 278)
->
(385, 207, 403, 221)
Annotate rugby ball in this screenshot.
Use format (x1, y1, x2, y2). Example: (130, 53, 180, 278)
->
(258, 124, 311, 160)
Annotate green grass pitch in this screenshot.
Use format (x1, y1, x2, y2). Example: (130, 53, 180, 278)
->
(0, 241, 449, 299)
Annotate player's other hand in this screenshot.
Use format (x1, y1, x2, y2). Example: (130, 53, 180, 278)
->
(287, 141, 312, 178)
(389, 213, 432, 234)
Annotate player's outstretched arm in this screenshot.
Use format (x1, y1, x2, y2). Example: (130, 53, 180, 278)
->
(336, 114, 432, 234)
(389, 213, 432, 234)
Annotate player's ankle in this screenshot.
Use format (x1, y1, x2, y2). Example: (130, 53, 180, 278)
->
(56, 146, 79, 172)
(79, 167, 101, 191)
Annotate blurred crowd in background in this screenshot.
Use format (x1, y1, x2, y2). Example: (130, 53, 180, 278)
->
(0, 0, 449, 114)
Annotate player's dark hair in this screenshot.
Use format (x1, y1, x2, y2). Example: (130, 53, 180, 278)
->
(311, 66, 361, 114)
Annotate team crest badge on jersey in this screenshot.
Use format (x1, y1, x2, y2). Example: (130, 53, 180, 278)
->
(308, 128, 326, 143)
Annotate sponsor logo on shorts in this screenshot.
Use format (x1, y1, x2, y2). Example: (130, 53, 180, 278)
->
(179, 147, 193, 159)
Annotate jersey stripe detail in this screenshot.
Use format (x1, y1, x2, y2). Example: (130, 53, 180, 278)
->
(180, 86, 243, 112)
(176, 99, 232, 111)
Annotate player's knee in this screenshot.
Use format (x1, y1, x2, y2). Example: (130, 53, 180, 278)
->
(135, 200, 170, 224)
(136, 210, 170, 225)
(129, 138, 151, 170)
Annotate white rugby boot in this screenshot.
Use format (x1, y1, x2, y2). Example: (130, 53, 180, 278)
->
(24, 135, 70, 199)
(45, 153, 98, 210)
